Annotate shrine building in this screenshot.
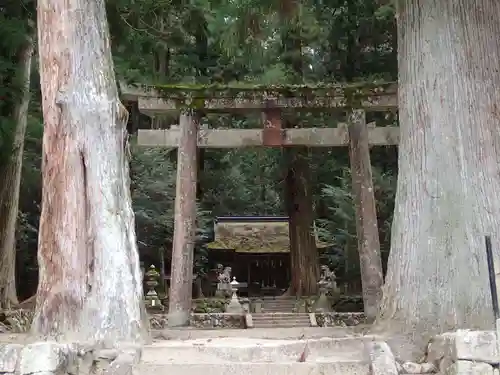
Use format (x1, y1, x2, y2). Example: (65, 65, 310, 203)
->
(205, 216, 329, 297)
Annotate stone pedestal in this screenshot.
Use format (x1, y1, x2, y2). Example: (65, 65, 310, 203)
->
(240, 298, 250, 313)
(216, 282, 231, 298)
(253, 299, 263, 313)
(314, 280, 332, 312)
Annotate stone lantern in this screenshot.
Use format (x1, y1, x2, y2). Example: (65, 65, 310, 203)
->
(225, 277, 244, 314)
(145, 264, 164, 311)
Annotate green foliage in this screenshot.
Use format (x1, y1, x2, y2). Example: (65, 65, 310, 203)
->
(192, 298, 227, 313)
(0, 1, 35, 165)
(316, 159, 397, 281)
(202, 147, 284, 216)
(130, 145, 210, 259)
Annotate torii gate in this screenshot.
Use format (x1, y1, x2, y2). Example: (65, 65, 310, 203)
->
(121, 82, 399, 325)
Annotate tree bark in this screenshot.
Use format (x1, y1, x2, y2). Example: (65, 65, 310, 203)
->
(348, 109, 383, 322)
(285, 147, 319, 296)
(33, 0, 148, 344)
(168, 113, 198, 327)
(376, 0, 500, 344)
(196, 148, 205, 200)
(0, 34, 35, 309)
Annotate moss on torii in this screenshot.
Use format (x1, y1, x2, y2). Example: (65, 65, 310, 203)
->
(132, 81, 398, 110)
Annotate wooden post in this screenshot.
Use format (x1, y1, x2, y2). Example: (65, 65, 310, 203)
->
(348, 109, 384, 322)
(168, 112, 198, 327)
(262, 108, 283, 146)
(159, 247, 166, 295)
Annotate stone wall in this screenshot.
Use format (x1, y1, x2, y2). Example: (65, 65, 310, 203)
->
(315, 312, 366, 327)
(0, 310, 245, 331)
(368, 330, 500, 375)
(0, 341, 140, 375)
(0, 309, 367, 331)
(150, 313, 244, 329)
(427, 330, 499, 375)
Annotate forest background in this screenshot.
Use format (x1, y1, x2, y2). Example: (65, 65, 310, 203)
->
(0, 0, 397, 302)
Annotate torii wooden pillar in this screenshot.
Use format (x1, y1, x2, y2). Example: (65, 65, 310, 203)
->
(168, 112, 198, 327)
(125, 82, 399, 325)
(348, 110, 384, 320)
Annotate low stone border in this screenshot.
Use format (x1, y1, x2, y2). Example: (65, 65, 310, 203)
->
(315, 312, 366, 327)
(0, 310, 245, 332)
(151, 312, 366, 329)
(0, 309, 367, 332)
(150, 313, 244, 329)
(309, 313, 318, 327)
(244, 313, 253, 328)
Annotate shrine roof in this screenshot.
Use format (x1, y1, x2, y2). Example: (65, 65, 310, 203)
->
(206, 216, 330, 253)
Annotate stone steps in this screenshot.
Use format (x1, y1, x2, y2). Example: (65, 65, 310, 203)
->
(252, 321, 310, 328)
(134, 361, 369, 375)
(136, 337, 375, 375)
(142, 337, 375, 360)
(263, 308, 296, 313)
(260, 298, 297, 313)
(262, 303, 296, 309)
(252, 313, 311, 328)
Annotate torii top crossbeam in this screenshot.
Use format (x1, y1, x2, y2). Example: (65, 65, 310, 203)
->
(120, 82, 398, 115)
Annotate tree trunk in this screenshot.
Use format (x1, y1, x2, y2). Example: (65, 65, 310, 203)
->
(168, 113, 198, 327)
(348, 109, 383, 322)
(196, 147, 204, 200)
(279, 0, 318, 297)
(285, 147, 319, 296)
(0, 34, 35, 309)
(33, 0, 148, 344)
(376, 0, 500, 344)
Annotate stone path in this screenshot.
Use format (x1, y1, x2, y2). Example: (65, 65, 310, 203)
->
(151, 325, 370, 340)
(140, 326, 377, 375)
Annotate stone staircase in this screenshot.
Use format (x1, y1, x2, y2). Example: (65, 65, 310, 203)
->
(252, 313, 311, 328)
(251, 298, 311, 328)
(261, 297, 297, 312)
(135, 336, 375, 375)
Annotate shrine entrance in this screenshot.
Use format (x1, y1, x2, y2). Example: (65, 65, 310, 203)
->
(206, 216, 328, 297)
(240, 253, 289, 296)
(122, 82, 399, 325)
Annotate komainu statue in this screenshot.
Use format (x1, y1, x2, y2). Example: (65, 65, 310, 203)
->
(216, 266, 232, 297)
(314, 265, 340, 312)
(218, 266, 232, 284)
(319, 265, 339, 295)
